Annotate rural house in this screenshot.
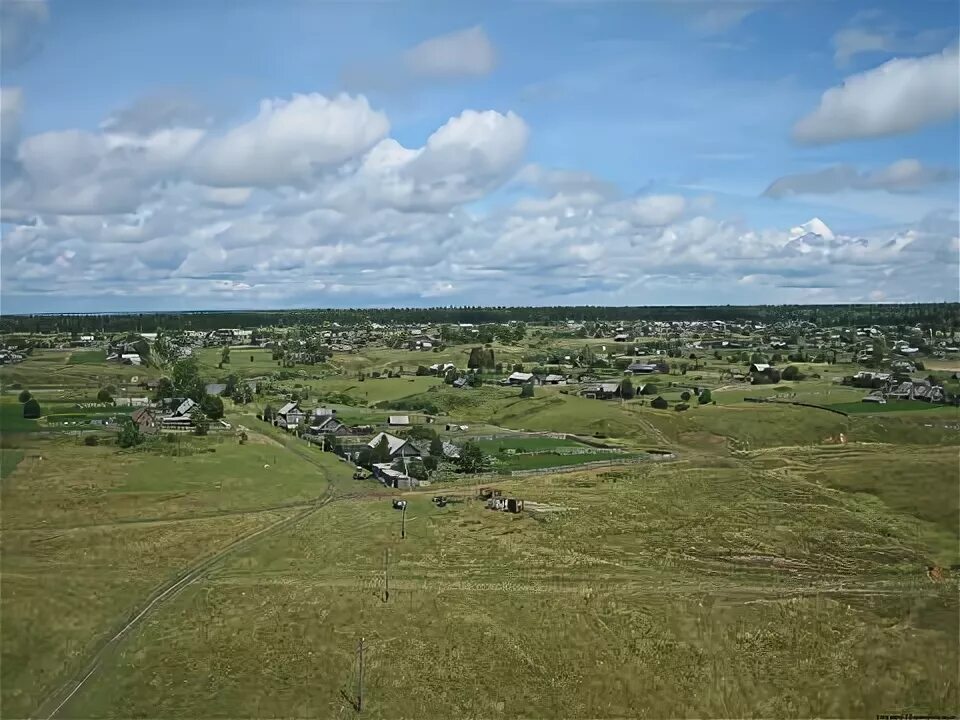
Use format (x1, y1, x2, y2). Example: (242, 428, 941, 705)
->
(580, 382, 622, 400)
(626, 363, 657, 374)
(275, 401, 306, 430)
(501, 371, 534, 386)
(130, 407, 160, 434)
(367, 432, 421, 459)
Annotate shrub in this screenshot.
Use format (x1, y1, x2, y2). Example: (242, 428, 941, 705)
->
(680, 391, 691, 402)
(97, 388, 113, 403)
(781, 365, 802, 381)
(17, 389, 31, 403)
(651, 396, 669, 410)
(698, 389, 712, 404)
(83, 435, 99, 446)
(117, 419, 142, 448)
(675, 403, 690, 412)
(640, 383, 658, 396)
(22, 398, 42, 418)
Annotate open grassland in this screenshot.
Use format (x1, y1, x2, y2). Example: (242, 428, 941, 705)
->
(0, 350, 157, 392)
(195, 347, 329, 378)
(2, 342, 958, 718)
(0, 432, 355, 719)
(67, 349, 107, 364)
(311, 375, 442, 406)
(52, 448, 959, 718)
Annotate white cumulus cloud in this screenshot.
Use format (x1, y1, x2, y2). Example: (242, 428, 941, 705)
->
(794, 46, 960, 144)
(190, 93, 389, 188)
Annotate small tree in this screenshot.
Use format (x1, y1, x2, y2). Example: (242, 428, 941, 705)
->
(680, 391, 691, 402)
(97, 388, 113, 403)
(781, 365, 801, 381)
(458, 441, 491, 474)
(192, 408, 210, 436)
(640, 383, 658, 396)
(406, 459, 428, 482)
(22, 398, 42, 419)
(520, 382, 535, 398)
(651, 396, 669, 410)
(263, 404, 274, 422)
(698, 388, 712, 404)
(17, 389, 31, 403)
(373, 436, 391, 464)
(201, 395, 224, 420)
(423, 455, 439, 472)
(429, 436, 444, 457)
(117, 418, 142, 447)
(84, 435, 99, 446)
(357, 446, 374, 468)
(621, 378, 635, 399)
(221, 346, 231, 365)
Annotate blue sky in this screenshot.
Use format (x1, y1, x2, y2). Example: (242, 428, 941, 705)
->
(1, 0, 958, 312)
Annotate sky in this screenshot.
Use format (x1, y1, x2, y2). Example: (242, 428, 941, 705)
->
(0, 0, 958, 313)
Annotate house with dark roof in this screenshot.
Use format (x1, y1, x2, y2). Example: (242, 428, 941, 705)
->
(276, 401, 306, 430)
(580, 382, 622, 400)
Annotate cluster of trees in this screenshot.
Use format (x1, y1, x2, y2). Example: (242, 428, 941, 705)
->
(8, 303, 957, 335)
(152, 358, 226, 419)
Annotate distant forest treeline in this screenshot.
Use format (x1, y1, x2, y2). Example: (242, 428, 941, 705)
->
(2, 304, 958, 334)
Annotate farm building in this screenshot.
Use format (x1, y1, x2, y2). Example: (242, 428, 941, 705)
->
(367, 432, 421, 459)
(626, 363, 657, 374)
(275, 401, 306, 430)
(389, 415, 410, 426)
(580, 382, 622, 400)
(130, 407, 160, 433)
(542, 374, 567, 385)
(502, 371, 534, 386)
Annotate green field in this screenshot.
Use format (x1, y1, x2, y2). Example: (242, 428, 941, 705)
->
(0, 448, 24, 478)
(0, 401, 40, 432)
(829, 400, 957, 414)
(67, 350, 107, 364)
(2, 333, 959, 718)
(20, 446, 957, 719)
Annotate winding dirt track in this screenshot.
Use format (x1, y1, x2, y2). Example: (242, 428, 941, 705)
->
(30, 433, 361, 720)
(31, 490, 336, 720)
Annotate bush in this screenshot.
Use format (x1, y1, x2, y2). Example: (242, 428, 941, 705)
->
(17, 389, 31, 403)
(640, 384, 658, 396)
(97, 388, 113, 403)
(680, 391, 691, 402)
(781, 365, 803, 381)
(651, 396, 669, 410)
(22, 398, 42, 418)
(117, 419, 142, 448)
(674, 403, 690, 412)
(698, 388, 712, 404)
(83, 435, 99, 446)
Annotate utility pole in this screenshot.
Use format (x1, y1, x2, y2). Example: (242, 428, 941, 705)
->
(401, 503, 406, 539)
(357, 637, 365, 712)
(384, 548, 389, 603)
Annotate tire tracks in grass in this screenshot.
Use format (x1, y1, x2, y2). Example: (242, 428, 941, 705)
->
(30, 436, 367, 720)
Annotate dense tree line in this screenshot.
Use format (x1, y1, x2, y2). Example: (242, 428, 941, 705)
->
(2, 303, 957, 334)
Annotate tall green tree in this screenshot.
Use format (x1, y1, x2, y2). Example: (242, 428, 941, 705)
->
(373, 436, 392, 464)
(457, 441, 491, 473)
(172, 357, 205, 401)
(117, 418, 142, 448)
(621, 378, 635, 399)
(200, 395, 224, 420)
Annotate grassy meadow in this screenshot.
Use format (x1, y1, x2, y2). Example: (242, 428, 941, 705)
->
(1, 338, 958, 718)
